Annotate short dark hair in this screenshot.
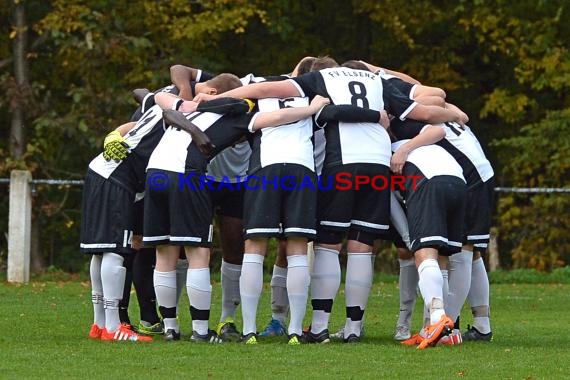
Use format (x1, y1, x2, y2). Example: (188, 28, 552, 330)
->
(296, 57, 317, 76)
(206, 73, 242, 94)
(341, 60, 371, 71)
(310, 56, 339, 71)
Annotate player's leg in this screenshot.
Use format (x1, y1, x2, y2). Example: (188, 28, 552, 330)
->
(216, 189, 245, 340)
(259, 240, 288, 337)
(395, 247, 417, 341)
(308, 165, 350, 342)
(341, 164, 390, 343)
(285, 237, 311, 344)
(464, 250, 493, 340)
(88, 254, 104, 339)
(133, 247, 163, 334)
(153, 244, 182, 340)
(240, 170, 281, 344)
(118, 253, 134, 327)
(407, 176, 465, 348)
(240, 238, 268, 344)
(463, 178, 494, 341)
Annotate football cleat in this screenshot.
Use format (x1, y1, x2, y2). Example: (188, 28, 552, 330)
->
(401, 328, 427, 346)
(164, 328, 181, 341)
(287, 333, 306, 345)
(240, 332, 258, 345)
(190, 329, 223, 344)
(438, 329, 463, 346)
(215, 318, 240, 342)
(88, 324, 103, 340)
(394, 325, 412, 341)
(101, 325, 153, 342)
(305, 329, 330, 344)
(259, 318, 286, 337)
(331, 324, 365, 340)
(462, 325, 493, 342)
(343, 333, 361, 344)
(136, 321, 164, 336)
(417, 315, 454, 349)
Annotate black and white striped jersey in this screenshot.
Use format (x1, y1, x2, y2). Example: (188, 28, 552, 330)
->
(147, 110, 254, 174)
(291, 67, 418, 168)
(89, 105, 167, 193)
(391, 119, 494, 187)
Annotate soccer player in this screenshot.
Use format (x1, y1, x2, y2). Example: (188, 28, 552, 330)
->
(389, 119, 467, 349)
(81, 116, 163, 342)
(143, 86, 332, 342)
(194, 57, 466, 344)
(82, 70, 246, 342)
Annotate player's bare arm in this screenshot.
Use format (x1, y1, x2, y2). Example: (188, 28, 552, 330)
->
(170, 64, 201, 100)
(194, 80, 301, 103)
(252, 95, 329, 131)
(390, 124, 446, 174)
(407, 103, 467, 126)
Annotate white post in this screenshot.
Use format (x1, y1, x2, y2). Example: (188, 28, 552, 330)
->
(8, 170, 32, 283)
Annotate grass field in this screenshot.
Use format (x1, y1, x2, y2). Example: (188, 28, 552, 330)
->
(1, 274, 568, 379)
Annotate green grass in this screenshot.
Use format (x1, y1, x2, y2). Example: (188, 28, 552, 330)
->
(1, 279, 568, 379)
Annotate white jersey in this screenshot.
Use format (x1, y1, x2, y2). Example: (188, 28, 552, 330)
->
(247, 96, 314, 174)
(391, 140, 465, 182)
(292, 67, 417, 168)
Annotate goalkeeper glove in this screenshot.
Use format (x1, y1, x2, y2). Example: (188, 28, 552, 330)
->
(103, 130, 130, 162)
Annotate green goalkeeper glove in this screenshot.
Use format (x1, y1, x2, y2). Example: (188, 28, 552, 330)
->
(103, 130, 130, 162)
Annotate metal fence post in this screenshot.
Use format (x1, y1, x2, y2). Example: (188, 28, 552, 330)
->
(7, 170, 32, 283)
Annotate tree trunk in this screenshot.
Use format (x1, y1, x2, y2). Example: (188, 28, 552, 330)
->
(10, 2, 29, 159)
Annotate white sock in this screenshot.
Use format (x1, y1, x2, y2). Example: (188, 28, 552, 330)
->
(310, 246, 340, 333)
(396, 258, 418, 328)
(240, 253, 264, 335)
(287, 255, 310, 336)
(447, 250, 473, 321)
(417, 259, 444, 325)
(187, 267, 212, 335)
(90, 255, 105, 328)
(468, 257, 491, 333)
(344, 252, 373, 337)
(220, 260, 242, 322)
(270, 265, 289, 323)
(154, 269, 179, 332)
(441, 269, 449, 306)
(101, 252, 125, 332)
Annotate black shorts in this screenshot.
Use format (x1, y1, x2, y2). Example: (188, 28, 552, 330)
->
(244, 163, 317, 239)
(407, 176, 466, 256)
(80, 170, 135, 255)
(132, 197, 144, 236)
(143, 169, 213, 247)
(464, 177, 495, 252)
(317, 163, 391, 240)
(209, 182, 245, 219)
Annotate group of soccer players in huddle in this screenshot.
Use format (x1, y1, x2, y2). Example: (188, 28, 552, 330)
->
(80, 55, 494, 348)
